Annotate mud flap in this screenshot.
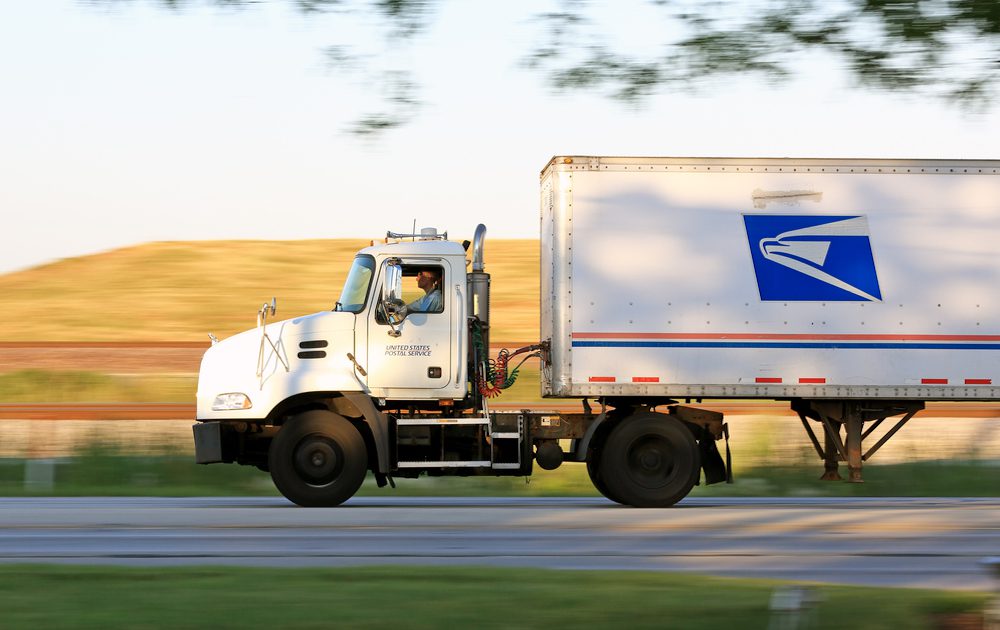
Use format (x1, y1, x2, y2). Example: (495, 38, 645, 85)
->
(193, 421, 223, 464)
(699, 424, 732, 485)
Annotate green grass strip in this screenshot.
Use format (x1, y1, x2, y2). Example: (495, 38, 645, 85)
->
(0, 565, 987, 629)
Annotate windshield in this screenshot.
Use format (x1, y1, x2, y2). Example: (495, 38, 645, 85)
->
(336, 255, 375, 313)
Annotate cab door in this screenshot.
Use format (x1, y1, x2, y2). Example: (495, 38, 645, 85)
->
(365, 258, 453, 392)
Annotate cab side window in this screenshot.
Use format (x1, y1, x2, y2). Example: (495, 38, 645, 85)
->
(375, 263, 445, 325)
(400, 265, 444, 314)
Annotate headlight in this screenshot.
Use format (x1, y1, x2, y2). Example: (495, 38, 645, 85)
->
(212, 393, 253, 411)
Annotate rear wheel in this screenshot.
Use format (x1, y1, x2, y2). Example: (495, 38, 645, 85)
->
(587, 453, 622, 503)
(586, 443, 624, 504)
(600, 413, 700, 508)
(269, 410, 368, 507)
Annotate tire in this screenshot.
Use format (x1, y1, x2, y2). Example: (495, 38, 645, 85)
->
(599, 413, 700, 508)
(586, 444, 624, 505)
(587, 428, 622, 503)
(269, 410, 368, 507)
(584, 417, 624, 504)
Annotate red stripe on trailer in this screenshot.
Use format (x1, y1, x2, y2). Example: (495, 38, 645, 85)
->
(965, 378, 992, 385)
(572, 332, 1000, 341)
(755, 377, 782, 384)
(588, 376, 616, 383)
(632, 377, 660, 383)
(798, 378, 826, 384)
(921, 378, 949, 385)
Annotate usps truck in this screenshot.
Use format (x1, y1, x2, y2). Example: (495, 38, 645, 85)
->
(194, 156, 1000, 507)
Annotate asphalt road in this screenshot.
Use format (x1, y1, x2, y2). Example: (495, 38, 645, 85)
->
(1, 496, 997, 591)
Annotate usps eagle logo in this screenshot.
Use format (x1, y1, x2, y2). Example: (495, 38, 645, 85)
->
(743, 215, 882, 302)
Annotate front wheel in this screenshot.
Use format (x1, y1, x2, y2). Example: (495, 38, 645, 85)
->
(269, 410, 368, 507)
(599, 413, 700, 508)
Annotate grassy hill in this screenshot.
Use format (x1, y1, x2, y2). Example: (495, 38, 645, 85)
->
(1, 239, 540, 342)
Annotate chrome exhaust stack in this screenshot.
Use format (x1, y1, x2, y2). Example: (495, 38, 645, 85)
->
(472, 223, 487, 272)
(468, 224, 491, 349)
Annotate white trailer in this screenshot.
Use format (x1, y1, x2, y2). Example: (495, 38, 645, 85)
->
(541, 156, 1000, 484)
(193, 156, 1000, 506)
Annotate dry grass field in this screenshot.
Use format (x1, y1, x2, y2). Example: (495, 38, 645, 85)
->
(0, 238, 540, 343)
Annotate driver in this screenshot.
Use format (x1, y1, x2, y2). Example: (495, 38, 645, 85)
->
(405, 268, 442, 313)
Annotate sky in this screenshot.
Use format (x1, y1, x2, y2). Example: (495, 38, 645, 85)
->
(2, 0, 999, 275)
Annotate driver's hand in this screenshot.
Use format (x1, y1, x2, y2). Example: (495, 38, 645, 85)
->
(387, 299, 407, 324)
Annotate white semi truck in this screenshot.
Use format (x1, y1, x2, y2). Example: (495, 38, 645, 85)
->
(194, 156, 1000, 507)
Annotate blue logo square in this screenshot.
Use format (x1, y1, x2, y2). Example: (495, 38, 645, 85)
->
(743, 215, 882, 302)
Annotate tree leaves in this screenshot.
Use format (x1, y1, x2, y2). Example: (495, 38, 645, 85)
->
(531, 0, 999, 107)
(84, 0, 1000, 134)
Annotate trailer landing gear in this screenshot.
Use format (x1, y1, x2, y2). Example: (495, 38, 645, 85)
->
(793, 400, 924, 483)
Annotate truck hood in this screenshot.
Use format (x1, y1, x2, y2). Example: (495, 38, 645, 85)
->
(197, 310, 360, 420)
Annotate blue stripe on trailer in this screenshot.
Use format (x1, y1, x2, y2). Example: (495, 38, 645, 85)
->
(571, 341, 1000, 350)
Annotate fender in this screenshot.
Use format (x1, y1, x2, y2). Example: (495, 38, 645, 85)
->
(569, 411, 610, 461)
(338, 392, 391, 474)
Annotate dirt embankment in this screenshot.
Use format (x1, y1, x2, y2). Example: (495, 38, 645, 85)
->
(0, 343, 206, 374)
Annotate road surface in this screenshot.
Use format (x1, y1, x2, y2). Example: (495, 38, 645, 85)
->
(0, 496, 996, 591)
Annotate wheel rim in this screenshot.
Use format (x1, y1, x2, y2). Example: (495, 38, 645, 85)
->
(293, 435, 343, 486)
(625, 435, 677, 489)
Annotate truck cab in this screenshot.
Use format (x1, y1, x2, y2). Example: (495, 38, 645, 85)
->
(197, 229, 468, 419)
(194, 223, 728, 508)
(195, 227, 538, 506)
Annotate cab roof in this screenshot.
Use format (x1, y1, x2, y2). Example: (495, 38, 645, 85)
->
(358, 238, 467, 259)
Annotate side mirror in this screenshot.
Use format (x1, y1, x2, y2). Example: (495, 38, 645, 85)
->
(383, 261, 402, 304)
(257, 297, 277, 328)
(382, 260, 405, 336)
